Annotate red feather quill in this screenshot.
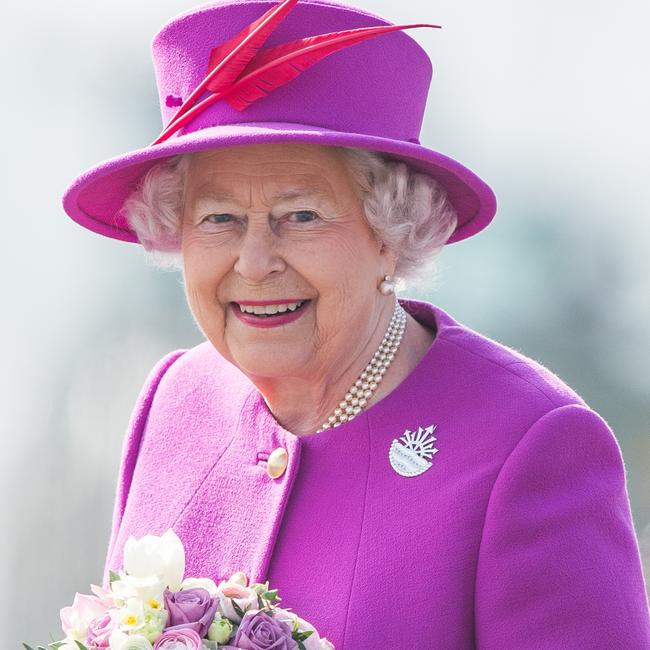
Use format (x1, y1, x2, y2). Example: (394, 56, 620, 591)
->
(153, 0, 299, 143)
(223, 22, 441, 111)
(153, 21, 441, 144)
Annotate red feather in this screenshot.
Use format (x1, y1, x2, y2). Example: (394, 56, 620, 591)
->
(152, 21, 441, 144)
(222, 22, 441, 111)
(205, 0, 299, 94)
(154, 0, 298, 142)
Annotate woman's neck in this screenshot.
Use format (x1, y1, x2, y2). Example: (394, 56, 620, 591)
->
(253, 311, 436, 436)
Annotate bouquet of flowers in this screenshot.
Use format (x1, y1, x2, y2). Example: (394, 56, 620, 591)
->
(23, 529, 334, 650)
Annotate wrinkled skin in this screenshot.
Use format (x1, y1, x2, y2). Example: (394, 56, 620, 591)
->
(181, 142, 432, 434)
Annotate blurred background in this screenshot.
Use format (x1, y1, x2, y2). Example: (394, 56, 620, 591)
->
(2, 0, 648, 646)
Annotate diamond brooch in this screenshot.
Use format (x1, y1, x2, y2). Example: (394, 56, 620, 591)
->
(389, 424, 439, 477)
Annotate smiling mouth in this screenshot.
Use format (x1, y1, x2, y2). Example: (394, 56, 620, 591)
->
(233, 299, 311, 318)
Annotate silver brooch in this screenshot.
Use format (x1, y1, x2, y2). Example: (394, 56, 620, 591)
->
(389, 425, 439, 477)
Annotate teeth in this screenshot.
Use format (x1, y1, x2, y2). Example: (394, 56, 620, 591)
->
(237, 300, 306, 315)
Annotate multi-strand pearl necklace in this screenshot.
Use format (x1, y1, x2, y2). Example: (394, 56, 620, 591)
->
(317, 300, 407, 432)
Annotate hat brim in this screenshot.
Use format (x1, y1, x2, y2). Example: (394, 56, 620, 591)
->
(62, 121, 497, 245)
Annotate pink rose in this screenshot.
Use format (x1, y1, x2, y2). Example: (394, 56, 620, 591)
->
(153, 628, 202, 649)
(86, 612, 116, 649)
(90, 583, 115, 607)
(60, 592, 108, 641)
(217, 583, 260, 623)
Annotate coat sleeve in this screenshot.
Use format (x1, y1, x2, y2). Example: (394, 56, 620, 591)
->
(474, 402, 650, 649)
(101, 349, 187, 589)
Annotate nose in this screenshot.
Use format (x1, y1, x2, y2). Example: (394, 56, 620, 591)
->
(233, 220, 286, 283)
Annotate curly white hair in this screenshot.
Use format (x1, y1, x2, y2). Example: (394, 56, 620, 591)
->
(119, 145, 458, 285)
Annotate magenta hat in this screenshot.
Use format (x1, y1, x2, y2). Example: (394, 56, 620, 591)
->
(62, 0, 497, 245)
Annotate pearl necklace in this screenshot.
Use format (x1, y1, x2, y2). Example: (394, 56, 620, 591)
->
(317, 300, 407, 432)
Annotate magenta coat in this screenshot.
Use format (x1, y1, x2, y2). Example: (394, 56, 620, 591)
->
(102, 298, 650, 648)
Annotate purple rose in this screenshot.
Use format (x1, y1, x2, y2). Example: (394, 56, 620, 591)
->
(232, 609, 297, 650)
(163, 587, 219, 637)
(86, 612, 115, 649)
(153, 628, 202, 649)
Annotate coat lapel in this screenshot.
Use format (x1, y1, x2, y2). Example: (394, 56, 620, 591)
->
(107, 344, 302, 585)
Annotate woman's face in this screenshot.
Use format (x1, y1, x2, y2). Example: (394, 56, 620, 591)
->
(181, 142, 396, 383)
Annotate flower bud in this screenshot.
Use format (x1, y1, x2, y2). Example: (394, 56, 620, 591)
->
(207, 618, 234, 643)
(229, 571, 248, 587)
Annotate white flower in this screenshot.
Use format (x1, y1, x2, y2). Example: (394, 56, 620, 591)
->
(112, 597, 147, 633)
(181, 576, 219, 596)
(109, 630, 153, 650)
(215, 581, 259, 623)
(111, 571, 166, 606)
(123, 529, 185, 591)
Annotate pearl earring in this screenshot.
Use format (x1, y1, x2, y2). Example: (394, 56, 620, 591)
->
(379, 274, 396, 295)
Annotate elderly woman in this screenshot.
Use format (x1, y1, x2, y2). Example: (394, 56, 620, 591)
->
(62, 0, 650, 647)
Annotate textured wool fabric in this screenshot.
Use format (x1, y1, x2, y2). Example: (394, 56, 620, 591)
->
(103, 299, 650, 648)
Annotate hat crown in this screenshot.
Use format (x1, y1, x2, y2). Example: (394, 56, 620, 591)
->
(151, 0, 433, 142)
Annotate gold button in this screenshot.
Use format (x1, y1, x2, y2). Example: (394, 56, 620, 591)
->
(267, 447, 288, 479)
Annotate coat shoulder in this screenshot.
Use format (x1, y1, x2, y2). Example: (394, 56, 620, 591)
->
(436, 314, 588, 411)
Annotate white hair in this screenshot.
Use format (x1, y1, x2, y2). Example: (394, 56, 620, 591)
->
(120, 145, 458, 285)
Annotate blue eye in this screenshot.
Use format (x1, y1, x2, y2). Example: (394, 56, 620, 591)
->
(204, 214, 234, 224)
(291, 210, 318, 223)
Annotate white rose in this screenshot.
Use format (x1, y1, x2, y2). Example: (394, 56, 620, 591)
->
(181, 576, 219, 596)
(109, 630, 153, 650)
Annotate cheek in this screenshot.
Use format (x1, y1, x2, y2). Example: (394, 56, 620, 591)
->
(302, 227, 380, 296)
(181, 243, 230, 333)
(295, 229, 382, 334)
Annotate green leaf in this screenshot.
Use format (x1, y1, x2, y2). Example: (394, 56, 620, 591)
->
(48, 643, 66, 650)
(21, 644, 35, 650)
(109, 570, 120, 585)
(231, 598, 246, 619)
(74, 642, 89, 650)
(264, 588, 279, 604)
